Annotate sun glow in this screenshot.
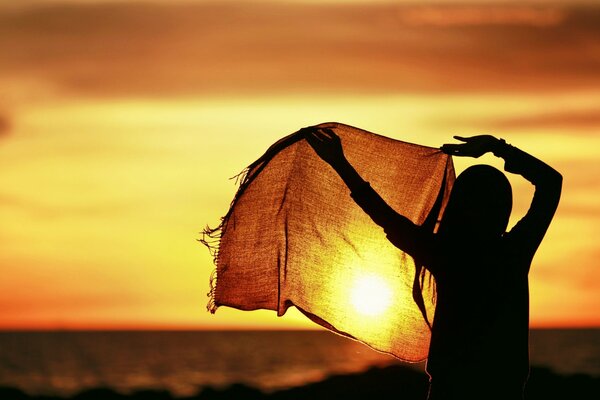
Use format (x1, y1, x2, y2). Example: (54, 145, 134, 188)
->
(350, 275, 393, 317)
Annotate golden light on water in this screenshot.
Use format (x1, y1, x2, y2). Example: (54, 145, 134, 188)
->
(351, 275, 393, 317)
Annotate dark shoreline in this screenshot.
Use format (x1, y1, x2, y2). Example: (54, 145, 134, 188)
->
(1, 365, 598, 400)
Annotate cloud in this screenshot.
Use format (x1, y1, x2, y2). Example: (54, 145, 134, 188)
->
(491, 109, 600, 130)
(398, 6, 566, 27)
(0, 192, 135, 219)
(536, 248, 600, 291)
(0, 2, 599, 97)
(0, 113, 9, 137)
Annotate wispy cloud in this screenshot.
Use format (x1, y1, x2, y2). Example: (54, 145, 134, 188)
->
(0, 192, 135, 219)
(1, 2, 599, 97)
(398, 6, 566, 27)
(0, 113, 10, 137)
(491, 109, 600, 131)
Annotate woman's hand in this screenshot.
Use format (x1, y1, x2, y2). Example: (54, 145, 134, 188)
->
(302, 126, 346, 167)
(441, 135, 499, 158)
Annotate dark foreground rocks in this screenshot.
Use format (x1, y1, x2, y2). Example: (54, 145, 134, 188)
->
(1, 365, 598, 400)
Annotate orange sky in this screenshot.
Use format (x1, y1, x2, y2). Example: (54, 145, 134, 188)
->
(0, 0, 599, 329)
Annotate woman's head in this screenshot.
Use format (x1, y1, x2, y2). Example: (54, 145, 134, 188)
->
(439, 165, 512, 239)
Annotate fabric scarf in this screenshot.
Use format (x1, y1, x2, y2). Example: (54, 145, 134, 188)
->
(202, 122, 455, 361)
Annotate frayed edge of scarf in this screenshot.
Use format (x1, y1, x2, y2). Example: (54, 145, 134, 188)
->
(199, 228, 221, 314)
(199, 167, 250, 314)
(199, 226, 220, 314)
(206, 269, 218, 313)
(198, 129, 303, 314)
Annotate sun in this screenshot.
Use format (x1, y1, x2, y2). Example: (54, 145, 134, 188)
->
(350, 275, 393, 317)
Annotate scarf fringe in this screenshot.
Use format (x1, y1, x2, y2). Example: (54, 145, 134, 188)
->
(199, 131, 304, 314)
(199, 168, 248, 314)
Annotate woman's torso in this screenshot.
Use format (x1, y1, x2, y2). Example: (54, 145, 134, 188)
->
(423, 235, 531, 394)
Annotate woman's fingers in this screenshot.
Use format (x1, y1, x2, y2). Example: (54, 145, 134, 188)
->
(314, 128, 338, 143)
(322, 129, 342, 145)
(303, 127, 341, 153)
(322, 128, 336, 137)
(307, 132, 325, 144)
(453, 135, 470, 142)
(317, 130, 332, 140)
(441, 143, 481, 157)
(440, 143, 462, 154)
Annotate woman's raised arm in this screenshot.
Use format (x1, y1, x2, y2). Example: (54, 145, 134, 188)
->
(302, 127, 431, 260)
(442, 134, 562, 261)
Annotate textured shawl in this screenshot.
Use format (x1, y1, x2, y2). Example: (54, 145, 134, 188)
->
(202, 122, 455, 361)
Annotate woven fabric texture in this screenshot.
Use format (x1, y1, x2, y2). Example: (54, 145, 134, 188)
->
(203, 122, 455, 361)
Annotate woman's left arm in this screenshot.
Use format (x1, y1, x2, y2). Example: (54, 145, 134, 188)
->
(442, 135, 562, 258)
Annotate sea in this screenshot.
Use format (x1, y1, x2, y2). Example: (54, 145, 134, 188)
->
(0, 329, 598, 397)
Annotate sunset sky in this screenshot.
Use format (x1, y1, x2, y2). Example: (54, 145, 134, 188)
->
(0, 0, 599, 330)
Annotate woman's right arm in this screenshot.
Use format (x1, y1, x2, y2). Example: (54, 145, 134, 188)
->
(303, 127, 431, 259)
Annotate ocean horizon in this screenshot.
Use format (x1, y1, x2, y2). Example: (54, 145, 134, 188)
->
(0, 328, 598, 398)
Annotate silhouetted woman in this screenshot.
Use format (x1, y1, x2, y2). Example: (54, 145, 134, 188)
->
(303, 127, 562, 400)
